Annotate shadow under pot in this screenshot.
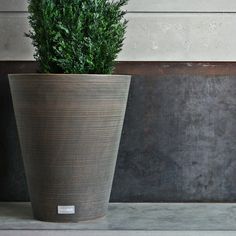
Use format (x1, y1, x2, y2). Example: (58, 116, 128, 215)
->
(9, 74, 131, 222)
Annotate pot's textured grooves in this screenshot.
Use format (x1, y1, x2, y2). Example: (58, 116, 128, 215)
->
(9, 74, 131, 222)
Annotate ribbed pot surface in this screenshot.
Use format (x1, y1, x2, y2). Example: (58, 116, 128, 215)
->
(9, 74, 131, 222)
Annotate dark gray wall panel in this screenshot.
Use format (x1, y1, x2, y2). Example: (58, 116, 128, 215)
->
(0, 62, 38, 201)
(0, 70, 28, 201)
(111, 74, 236, 202)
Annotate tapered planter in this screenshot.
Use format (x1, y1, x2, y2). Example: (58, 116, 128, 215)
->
(9, 74, 130, 222)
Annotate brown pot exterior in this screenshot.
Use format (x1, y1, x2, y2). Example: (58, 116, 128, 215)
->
(9, 74, 130, 222)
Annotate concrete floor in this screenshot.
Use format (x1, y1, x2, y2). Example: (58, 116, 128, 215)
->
(1, 202, 236, 235)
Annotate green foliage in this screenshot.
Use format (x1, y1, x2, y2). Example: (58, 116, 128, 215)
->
(26, 0, 128, 74)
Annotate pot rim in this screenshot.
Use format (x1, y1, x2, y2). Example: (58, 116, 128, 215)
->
(9, 73, 131, 78)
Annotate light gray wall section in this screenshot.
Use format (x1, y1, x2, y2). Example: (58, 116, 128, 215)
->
(126, 0, 236, 12)
(2, 0, 236, 12)
(0, 0, 28, 12)
(1, 1, 236, 61)
(0, 13, 34, 61)
(120, 13, 236, 61)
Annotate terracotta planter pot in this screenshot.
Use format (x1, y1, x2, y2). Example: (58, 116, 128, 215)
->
(9, 74, 130, 222)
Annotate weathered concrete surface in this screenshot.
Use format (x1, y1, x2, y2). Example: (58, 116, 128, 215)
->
(126, 0, 236, 12)
(2, 13, 236, 61)
(111, 65, 236, 202)
(2, 202, 236, 232)
(3, 232, 236, 236)
(3, 0, 236, 12)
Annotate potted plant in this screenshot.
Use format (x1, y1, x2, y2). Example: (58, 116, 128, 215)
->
(9, 0, 130, 222)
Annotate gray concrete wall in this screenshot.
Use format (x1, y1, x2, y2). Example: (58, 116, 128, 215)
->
(112, 70, 236, 202)
(1, 0, 236, 61)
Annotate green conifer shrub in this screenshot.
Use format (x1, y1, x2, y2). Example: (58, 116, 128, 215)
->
(26, 0, 128, 74)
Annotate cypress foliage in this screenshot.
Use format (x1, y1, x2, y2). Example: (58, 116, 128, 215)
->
(26, 0, 128, 74)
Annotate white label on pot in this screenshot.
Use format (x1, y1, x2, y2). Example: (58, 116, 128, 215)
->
(57, 205, 75, 214)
